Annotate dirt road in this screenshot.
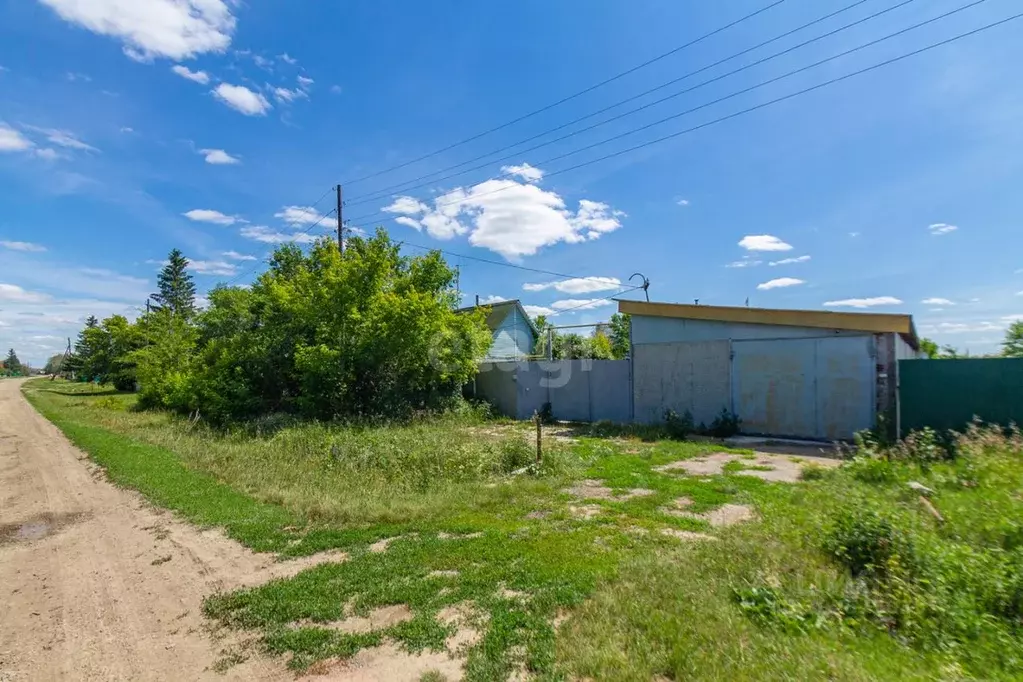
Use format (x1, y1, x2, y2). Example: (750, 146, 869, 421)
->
(0, 379, 300, 681)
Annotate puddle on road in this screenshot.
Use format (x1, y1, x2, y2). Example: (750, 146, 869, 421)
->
(0, 512, 90, 546)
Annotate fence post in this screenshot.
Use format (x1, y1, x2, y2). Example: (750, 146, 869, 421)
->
(535, 411, 543, 465)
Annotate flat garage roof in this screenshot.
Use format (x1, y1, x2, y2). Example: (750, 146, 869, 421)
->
(618, 299, 919, 350)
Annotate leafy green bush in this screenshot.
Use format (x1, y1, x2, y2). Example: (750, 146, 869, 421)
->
(704, 407, 742, 438)
(823, 506, 918, 579)
(663, 409, 694, 440)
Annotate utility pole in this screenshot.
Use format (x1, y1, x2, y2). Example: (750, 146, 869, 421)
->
(336, 184, 344, 253)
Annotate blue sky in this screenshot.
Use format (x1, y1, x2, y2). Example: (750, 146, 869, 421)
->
(2, 0, 1022, 364)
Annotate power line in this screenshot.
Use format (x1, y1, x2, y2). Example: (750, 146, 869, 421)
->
(344, 1, 1011, 228)
(546, 285, 646, 319)
(400, 241, 634, 286)
(341, 0, 788, 186)
(223, 204, 337, 287)
(350, 0, 896, 207)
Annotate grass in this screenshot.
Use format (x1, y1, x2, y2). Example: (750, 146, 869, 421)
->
(22, 379, 1023, 680)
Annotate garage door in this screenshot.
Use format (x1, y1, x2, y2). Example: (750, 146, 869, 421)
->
(633, 340, 731, 426)
(731, 336, 875, 440)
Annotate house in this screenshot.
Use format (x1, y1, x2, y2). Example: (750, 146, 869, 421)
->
(458, 299, 539, 360)
(620, 299, 921, 441)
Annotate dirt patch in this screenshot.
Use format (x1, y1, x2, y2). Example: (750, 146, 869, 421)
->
(368, 535, 407, 553)
(659, 528, 718, 542)
(0, 511, 90, 545)
(312, 642, 465, 681)
(564, 480, 656, 501)
(497, 584, 530, 601)
(438, 601, 486, 655)
(525, 510, 549, 520)
(295, 604, 414, 635)
(437, 531, 483, 540)
(428, 570, 460, 579)
(569, 504, 602, 520)
(660, 501, 755, 527)
(654, 452, 840, 483)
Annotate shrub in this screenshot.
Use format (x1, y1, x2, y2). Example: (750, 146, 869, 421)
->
(663, 409, 694, 440)
(823, 507, 917, 579)
(704, 407, 742, 438)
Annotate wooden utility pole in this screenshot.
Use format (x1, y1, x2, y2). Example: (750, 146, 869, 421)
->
(336, 184, 344, 253)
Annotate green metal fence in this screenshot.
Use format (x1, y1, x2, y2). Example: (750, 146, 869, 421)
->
(899, 358, 1023, 435)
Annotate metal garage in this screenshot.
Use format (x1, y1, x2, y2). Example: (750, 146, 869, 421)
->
(623, 300, 920, 441)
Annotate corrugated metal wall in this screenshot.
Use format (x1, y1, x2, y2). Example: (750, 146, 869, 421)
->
(732, 336, 875, 440)
(632, 341, 731, 426)
(899, 358, 1023, 435)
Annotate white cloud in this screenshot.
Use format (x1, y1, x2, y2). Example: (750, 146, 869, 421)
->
(757, 277, 804, 290)
(0, 283, 51, 303)
(550, 298, 615, 311)
(394, 216, 422, 230)
(37, 0, 236, 61)
(297, 75, 313, 88)
(222, 250, 255, 261)
(739, 235, 793, 252)
(119, 127, 134, 133)
(676, 198, 690, 207)
(275, 205, 332, 226)
(726, 259, 761, 268)
(501, 163, 543, 182)
(171, 64, 209, 84)
(383, 197, 429, 215)
(35, 148, 61, 160)
(212, 83, 271, 116)
(1, 241, 47, 253)
(188, 259, 237, 276)
(849, 231, 861, 238)
(0, 124, 34, 152)
(199, 148, 240, 164)
(252, 54, 273, 70)
(239, 225, 317, 244)
(769, 255, 810, 266)
(66, 72, 91, 82)
(279, 53, 298, 65)
(22, 125, 98, 152)
(928, 223, 958, 236)
(522, 277, 621, 294)
(922, 298, 955, 306)
(478, 295, 507, 305)
(523, 305, 555, 317)
(183, 209, 238, 225)
(824, 296, 903, 308)
(382, 172, 622, 259)
(920, 321, 1005, 334)
(273, 87, 307, 103)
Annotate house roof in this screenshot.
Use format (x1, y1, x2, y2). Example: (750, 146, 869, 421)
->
(456, 299, 539, 339)
(618, 299, 919, 350)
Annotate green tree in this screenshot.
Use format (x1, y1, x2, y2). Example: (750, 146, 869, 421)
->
(152, 248, 197, 318)
(102, 315, 144, 390)
(1003, 321, 1023, 358)
(43, 353, 66, 375)
(920, 337, 939, 359)
(4, 349, 22, 376)
(590, 332, 614, 360)
(608, 313, 631, 359)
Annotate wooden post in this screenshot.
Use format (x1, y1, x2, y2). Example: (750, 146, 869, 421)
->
(535, 412, 543, 465)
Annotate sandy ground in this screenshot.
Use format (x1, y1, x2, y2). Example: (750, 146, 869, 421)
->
(0, 379, 474, 682)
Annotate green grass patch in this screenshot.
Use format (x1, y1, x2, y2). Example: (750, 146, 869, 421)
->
(22, 379, 1023, 680)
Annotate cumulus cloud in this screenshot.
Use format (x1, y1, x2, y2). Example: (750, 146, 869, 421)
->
(522, 277, 621, 295)
(37, 0, 236, 61)
(222, 250, 255, 261)
(279, 53, 298, 65)
(922, 298, 955, 306)
(199, 148, 240, 164)
(380, 173, 623, 259)
(550, 298, 615, 311)
(676, 198, 690, 206)
(171, 64, 209, 84)
(188, 259, 237, 276)
(0, 283, 50, 303)
(824, 296, 903, 308)
(275, 206, 332, 226)
(239, 225, 317, 244)
(393, 216, 421, 230)
(183, 209, 238, 225)
(757, 277, 804, 290)
(739, 235, 793, 252)
(501, 163, 543, 182)
(928, 223, 958, 236)
(1, 240, 46, 252)
(523, 305, 555, 317)
(478, 295, 507, 305)
(213, 83, 271, 116)
(297, 75, 313, 88)
(769, 255, 810, 266)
